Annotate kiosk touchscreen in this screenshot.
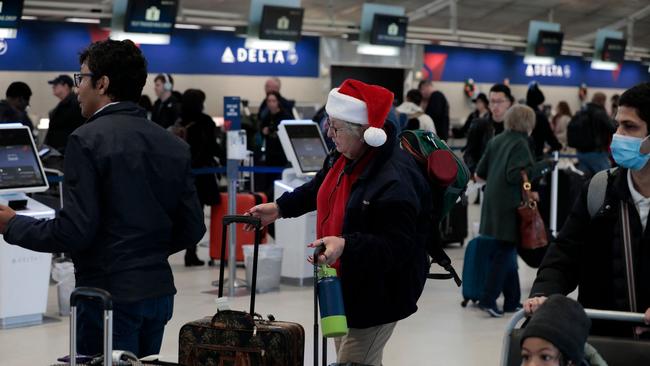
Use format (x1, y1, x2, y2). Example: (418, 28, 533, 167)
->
(0, 124, 55, 328)
(277, 120, 328, 178)
(275, 120, 328, 286)
(0, 125, 49, 197)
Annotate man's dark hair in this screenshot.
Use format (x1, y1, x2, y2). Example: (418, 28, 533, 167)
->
(489, 83, 514, 103)
(181, 89, 205, 119)
(6, 82, 32, 100)
(405, 89, 422, 105)
(154, 73, 174, 85)
(418, 80, 433, 90)
(619, 82, 650, 133)
(79, 39, 147, 103)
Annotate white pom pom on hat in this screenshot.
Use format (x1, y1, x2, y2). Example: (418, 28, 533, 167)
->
(363, 127, 387, 147)
(325, 79, 393, 147)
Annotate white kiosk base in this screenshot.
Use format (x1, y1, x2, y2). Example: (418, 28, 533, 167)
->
(274, 169, 317, 286)
(0, 195, 55, 328)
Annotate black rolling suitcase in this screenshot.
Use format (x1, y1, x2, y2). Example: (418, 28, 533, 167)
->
(439, 201, 468, 246)
(59, 287, 178, 366)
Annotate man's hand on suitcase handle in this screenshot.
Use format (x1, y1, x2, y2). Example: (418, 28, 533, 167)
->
(307, 236, 345, 266)
(244, 203, 281, 231)
(524, 296, 548, 315)
(0, 204, 16, 234)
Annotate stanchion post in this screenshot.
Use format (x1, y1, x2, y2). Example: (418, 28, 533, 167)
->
(550, 151, 559, 237)
(224, 96, 246, 297)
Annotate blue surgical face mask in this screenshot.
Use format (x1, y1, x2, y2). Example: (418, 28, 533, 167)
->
(611, 134, 650, 170)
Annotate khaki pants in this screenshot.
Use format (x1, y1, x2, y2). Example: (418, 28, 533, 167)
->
(334, 322, 397, 366)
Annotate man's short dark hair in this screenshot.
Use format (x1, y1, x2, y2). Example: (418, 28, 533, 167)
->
(489, 83, 514, 103)
(619, 82, 650, 133)
(79, 39, 147, 103)
(418, 80, 433, 90)
(6, 82, 32, 100)
(406, 89, 422, 105)
(154, 73, 174, 85)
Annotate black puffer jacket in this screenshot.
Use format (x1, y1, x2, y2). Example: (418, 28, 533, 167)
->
(276, 124, 433, 328)
(531, 168, 650, 337)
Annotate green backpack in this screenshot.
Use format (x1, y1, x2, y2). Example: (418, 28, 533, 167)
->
(399, 129, 471, 218)
(399, 130, 470, 287)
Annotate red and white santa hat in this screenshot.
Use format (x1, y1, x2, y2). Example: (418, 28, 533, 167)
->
(325, 79, 394, 147)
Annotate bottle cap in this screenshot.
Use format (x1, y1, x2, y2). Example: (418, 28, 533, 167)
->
(319, 266, 337, 278)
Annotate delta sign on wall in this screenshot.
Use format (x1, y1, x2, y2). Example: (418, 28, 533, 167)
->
(0, 21, 319, 77)
(422, 45, 648, 89)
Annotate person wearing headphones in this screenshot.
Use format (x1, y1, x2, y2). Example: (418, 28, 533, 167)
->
(152, 73, 181, 129)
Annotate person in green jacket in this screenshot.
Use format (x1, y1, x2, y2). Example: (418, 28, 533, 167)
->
(475, 104, 553, 317)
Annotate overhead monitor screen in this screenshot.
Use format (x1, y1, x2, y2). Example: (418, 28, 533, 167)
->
(0, 127, 48, 192)
(259, 5, 304, 42)
(0, 0, 24, 29)
(283, 123, 327, 174)
(535, 30, 564, 57)
(124, 0, 179, 34)
(603, 38, 627, 63)
(370, 14, 408, 47)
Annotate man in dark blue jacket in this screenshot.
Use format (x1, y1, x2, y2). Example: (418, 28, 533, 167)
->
(0, 40, 205, 357)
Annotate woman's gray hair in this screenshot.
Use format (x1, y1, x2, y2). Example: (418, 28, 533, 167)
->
(504, 104, 536, 133)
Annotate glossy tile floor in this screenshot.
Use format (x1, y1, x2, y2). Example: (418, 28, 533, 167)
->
(0, 199, 543, 365)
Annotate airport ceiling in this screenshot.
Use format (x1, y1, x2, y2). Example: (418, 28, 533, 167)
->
(23, 0, 650, 50)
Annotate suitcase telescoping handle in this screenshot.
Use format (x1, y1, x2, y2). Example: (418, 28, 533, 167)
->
(218, 215, 262, 316)
(69, 287, 113, 366)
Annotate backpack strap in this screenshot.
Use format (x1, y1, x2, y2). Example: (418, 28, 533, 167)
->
(587, 168, 618, 218)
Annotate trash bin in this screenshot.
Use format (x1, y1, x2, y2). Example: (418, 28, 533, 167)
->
(243, 244, 283, 293)
(51, 259, 75, 316)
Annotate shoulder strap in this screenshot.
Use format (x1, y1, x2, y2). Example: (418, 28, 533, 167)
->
(587, 168, 617, 218)
(620, 201, 638, 313)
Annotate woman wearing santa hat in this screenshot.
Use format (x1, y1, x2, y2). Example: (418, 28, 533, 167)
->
(246, 79, 434, 365)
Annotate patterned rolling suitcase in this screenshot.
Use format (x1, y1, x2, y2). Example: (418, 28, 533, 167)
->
(179, 215, 305, 366)
(210, 192, 268, 262)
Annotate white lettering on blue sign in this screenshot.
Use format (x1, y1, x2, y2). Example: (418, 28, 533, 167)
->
(0, 39, 7, 56)
(525, 64, 572, 79)
(221, 47, 293, 65)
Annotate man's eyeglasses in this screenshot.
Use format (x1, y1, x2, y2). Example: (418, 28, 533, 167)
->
(489, 99, 508, 105)
(73, 73, 94, 87)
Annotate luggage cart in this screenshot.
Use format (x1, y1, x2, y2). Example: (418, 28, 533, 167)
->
(501, 309, 650, 366)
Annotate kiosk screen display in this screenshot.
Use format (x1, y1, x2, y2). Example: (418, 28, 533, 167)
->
(0, 127, 47, 191)
(284, 124, 327, 174)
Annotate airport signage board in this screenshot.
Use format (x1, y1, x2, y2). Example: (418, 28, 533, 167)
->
(423, 45, 648, 88)
(0, 21, 320, 78)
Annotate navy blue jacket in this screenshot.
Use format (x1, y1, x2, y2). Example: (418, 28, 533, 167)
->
(5, 102, 205, 303)
(276, 124, 433, 328)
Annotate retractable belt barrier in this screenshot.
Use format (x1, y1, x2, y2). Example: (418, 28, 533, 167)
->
(45, 166, 287, 184)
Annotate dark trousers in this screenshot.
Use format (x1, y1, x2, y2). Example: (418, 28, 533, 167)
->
(77, 295, 174, 358)
(480, 241, 520, 310)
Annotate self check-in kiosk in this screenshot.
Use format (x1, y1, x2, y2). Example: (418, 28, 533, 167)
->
(0, 124, 55, 328)
(274, 120, 328, 285)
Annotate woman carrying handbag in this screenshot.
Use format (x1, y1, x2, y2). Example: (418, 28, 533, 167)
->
(474, 104, 554, 317)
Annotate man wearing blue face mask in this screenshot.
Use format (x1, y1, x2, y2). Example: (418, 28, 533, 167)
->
(524, 82, 650, 338)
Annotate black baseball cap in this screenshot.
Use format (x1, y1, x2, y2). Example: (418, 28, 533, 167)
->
(48, 75, 74, 87)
